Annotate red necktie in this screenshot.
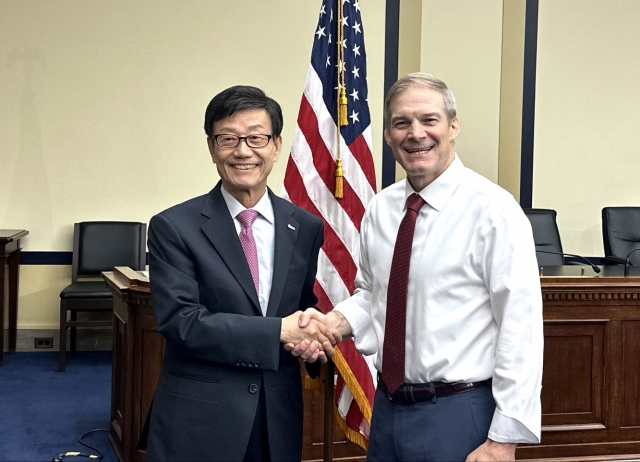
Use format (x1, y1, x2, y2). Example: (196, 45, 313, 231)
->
(382, 193, 425, 393)
(237, 209, 259, 293)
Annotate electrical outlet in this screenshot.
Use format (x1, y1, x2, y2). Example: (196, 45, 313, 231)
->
(34, 337, 54, 349)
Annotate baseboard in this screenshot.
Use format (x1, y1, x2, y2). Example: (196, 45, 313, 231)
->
(3, 328, 113, 352)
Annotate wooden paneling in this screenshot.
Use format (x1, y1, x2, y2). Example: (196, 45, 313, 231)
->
(109, 296, 127, 462)
(517, 274, 640, 461)
(104, 270, 364, 462)
(105, 272, 164, 462)
(104, 269, 640, 461)
(301, 366, 366, 461)
(541, 321, 604, 425)
(621, 321, 640, 428)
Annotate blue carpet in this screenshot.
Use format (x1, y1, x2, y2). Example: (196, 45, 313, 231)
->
(0, 351, 118, 462)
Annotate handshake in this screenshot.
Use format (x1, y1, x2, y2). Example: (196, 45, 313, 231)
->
(279, 308, 351, 364)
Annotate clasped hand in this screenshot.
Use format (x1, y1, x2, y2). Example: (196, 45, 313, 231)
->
(280, 309, 346, 364)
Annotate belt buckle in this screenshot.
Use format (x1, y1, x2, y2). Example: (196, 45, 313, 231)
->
(395, 384, 436, 403)
(421, 384, 436, 403)
(410, 383, 436, 403)
(384, 381, 437, 403)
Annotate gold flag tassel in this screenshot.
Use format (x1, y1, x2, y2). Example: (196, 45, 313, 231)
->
(338, 86, 348, 126)
(335, 0, 347, 198)
(335, 158, 344, 198)
(337, 0, 347, 127)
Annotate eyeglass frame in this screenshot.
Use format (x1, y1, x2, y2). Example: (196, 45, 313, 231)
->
(210, 133, 274, 148)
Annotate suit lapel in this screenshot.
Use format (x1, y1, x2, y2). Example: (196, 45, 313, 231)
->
(200, 185, 261, 314)
(266, 193, 298, 318)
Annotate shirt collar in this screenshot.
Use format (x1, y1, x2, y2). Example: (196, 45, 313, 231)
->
(403, 154, 464, 212)
(220, 187, 274, 224)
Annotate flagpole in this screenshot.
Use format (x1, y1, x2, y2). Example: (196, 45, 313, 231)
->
(323, 359, 335, 462)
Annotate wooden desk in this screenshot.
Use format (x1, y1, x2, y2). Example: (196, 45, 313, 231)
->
(104, 268, 162, 462)
(516, 266, 640, 461)
(0, 229, 28, 366)
(103, 267, 364, 462)
(104, 263, 640, 461)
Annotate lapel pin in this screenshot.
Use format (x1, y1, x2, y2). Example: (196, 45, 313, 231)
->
(287, 224, 296, 231)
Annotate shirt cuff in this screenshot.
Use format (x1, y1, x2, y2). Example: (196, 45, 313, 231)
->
(334, 304, 378, 355)
(488, 408, 540, 444)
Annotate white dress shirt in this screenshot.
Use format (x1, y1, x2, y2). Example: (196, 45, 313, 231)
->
(221, 187, 274, 316)
(334, 155, 543, 444)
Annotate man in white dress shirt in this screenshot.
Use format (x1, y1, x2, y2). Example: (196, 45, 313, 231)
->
(289, 73, 543, 461)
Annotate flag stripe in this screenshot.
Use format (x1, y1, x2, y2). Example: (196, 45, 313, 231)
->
(287, 129, 361, 263)
(313, 279, 334, 314)
(283, 160, 358, 293)
(348, 132, 376, 191)
(303, 67, 375, 206)
(296, 95, 367, 230)
(316, 249, 351, 308)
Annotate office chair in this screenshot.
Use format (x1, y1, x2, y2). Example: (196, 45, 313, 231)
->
(602, 207, 640, 266)
(59, 221, 146, 371)
(522, 208, 564, 266)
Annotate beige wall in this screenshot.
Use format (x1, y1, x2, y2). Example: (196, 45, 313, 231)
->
(395, 0, 423, 183)
(392, 0, 505, 184)
(412, 0, 640, 259)
(534, 0, 640, 256)
(419, 0, 504, 183)
(498, 0, 526, 200)
(5, 0, 640, 331)
(15, 266, 70, 329)
(1, 0, 386, 330)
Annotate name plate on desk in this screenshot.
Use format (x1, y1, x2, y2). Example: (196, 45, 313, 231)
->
(103, 266, 150, 293)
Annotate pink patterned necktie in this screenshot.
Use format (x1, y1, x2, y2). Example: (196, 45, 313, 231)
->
(237, 209, 259, 293)
(381, 193, 426, 393)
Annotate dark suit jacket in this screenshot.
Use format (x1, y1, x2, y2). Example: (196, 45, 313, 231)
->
(145, 183, 323, 462)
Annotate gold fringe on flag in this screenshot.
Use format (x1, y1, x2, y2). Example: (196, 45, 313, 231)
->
(335, 407, 369, 451)
(332, 348, 372, 451)
(303, 351, 372, 450)
(333, 348, 373, 423)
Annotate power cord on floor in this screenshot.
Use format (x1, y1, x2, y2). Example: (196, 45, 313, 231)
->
(52, 428, 109, 462)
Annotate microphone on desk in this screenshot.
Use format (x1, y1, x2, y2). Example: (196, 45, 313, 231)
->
(536, 250, 601, 274)
(623, 248, 640, 276)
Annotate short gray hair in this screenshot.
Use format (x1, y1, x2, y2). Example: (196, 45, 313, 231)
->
(384, 73, 457, 128)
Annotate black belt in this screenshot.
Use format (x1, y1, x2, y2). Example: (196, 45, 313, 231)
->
(378, 374, 492, 403)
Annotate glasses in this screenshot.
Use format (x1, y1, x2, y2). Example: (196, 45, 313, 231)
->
(211, 134, 273, 148)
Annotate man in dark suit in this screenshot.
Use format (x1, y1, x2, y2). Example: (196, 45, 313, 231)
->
(145, 85, 337, 462)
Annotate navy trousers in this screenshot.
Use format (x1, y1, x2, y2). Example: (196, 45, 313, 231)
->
(367, 383, 495, 462)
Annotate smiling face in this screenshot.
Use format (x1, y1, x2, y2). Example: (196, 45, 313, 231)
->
(207, 109, 282, 208)
(384, 86, 460, 191)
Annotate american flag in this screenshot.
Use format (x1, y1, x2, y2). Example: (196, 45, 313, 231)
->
(282, 0, 377, 448)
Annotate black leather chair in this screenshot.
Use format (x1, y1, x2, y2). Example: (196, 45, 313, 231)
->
(59, 221, 146, 371)
(602, 207, 640, 266)
(523, 208, 564, 266)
